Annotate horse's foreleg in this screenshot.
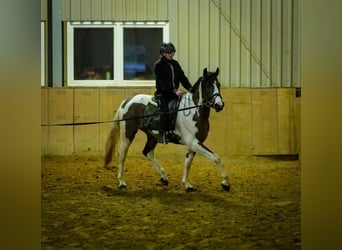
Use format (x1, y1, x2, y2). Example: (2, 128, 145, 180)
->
(145, 149, 169, 185)
(192, 142, 230, 191)
(117, 138, 130, 188)
(182, 150, 196, 191)
(214, 156, 230, 191)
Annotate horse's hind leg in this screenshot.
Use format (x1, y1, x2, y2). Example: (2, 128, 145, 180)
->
(143, 133, 168, 185)
(117, 138, 131, 188)
(146, 150, 169, 186)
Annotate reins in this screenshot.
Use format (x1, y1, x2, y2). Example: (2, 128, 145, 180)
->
(41, 103, 204, 127)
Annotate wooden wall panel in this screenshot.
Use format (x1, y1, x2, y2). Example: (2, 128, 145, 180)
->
(46, 89, 74, 155)
(74, 124, 100, 155)
(48, 88, 73, 124)
(41, 88, 49, 125)
(124, 88, 151, 98)
(41, 88, 49, 154)
(41, 88, 300, 156)
(41, 125, 49, 155)
(74, 89, 100, 154)
(99, 88, 125, 122)
(277, 88, 296, 153)
(74, 89, 99, 122)
(294, 94, 301, 153)
(226, 89, 253, 155)
(252, 88, 278, 154)
(48, 126, 74, 155)
(98, 88, 125, 153)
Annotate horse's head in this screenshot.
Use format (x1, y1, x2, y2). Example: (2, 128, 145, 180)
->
(199, 67, 225, 112)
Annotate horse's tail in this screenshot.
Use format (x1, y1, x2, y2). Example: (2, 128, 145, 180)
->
(104, 109, 120, 167)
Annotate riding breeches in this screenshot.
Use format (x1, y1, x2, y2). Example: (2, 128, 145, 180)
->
(158, 94, 175, 132)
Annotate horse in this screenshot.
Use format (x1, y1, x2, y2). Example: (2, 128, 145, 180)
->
(104, 67, 230, 192)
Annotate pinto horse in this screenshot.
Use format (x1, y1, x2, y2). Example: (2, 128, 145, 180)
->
(104, 68, 230, 191)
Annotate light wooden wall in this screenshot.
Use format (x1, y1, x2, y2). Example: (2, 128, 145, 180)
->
(42, 0, 300, 88)
(41, 88, 300, 156)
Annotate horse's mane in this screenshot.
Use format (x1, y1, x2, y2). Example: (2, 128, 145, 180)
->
(190, 77, 202, 94)
(190, 70, 218, 94)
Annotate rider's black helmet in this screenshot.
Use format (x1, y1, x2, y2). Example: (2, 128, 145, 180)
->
(160, 42, 176, 54)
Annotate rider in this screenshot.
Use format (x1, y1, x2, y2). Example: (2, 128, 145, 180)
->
(154, 42, 193, 143)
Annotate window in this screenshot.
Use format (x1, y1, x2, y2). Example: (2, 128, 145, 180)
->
(67, 22, 169, 87)
(73, 28, 114, 81)
(124, 28, 162, 80)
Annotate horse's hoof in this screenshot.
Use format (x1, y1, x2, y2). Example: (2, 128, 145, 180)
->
(160, 178, 169, 186)
(185, 187, 197, 192)
(221, 183, 230, 192)
(118, 184, 127, 189)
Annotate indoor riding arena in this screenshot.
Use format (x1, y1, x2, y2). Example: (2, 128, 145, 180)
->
(41, 0, 301, 249)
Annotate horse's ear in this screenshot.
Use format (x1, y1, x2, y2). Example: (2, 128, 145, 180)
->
(215, 67, 220, 76)
(203, 68, 208, 77)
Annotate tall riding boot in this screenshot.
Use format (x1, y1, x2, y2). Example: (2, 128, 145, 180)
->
(158, 112, 168, 144)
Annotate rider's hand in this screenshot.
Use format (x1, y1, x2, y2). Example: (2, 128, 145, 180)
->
(175, 90, 184, 96)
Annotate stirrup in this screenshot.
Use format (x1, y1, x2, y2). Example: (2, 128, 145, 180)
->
(158, 132, 168, 144)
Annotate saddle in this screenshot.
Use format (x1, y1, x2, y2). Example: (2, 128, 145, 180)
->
(140, 96, 180, 133)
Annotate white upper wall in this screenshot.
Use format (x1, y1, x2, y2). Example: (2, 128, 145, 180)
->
(42, 0, 300, 88)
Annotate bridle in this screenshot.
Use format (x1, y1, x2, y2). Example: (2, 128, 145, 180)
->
(204, 93, 223, 107)
(198, 77, 225, 111)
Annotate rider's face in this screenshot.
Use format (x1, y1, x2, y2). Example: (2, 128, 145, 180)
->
(163, 52, 174, 60)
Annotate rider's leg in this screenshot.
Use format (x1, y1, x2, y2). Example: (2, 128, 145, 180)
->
(159, 96, 169, 143)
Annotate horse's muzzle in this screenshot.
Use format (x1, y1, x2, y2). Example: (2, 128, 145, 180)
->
(214, 101, 225, 112)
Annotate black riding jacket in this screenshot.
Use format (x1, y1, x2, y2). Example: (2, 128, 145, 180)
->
(154, 56, 192, 98)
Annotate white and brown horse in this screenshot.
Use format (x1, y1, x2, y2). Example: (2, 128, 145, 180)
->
(104, 68, 230, 191)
